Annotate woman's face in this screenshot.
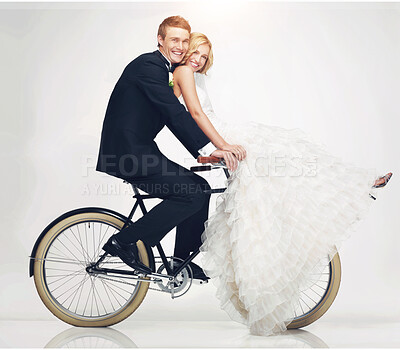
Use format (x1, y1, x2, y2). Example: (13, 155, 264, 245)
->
(185, 44, 210, 72)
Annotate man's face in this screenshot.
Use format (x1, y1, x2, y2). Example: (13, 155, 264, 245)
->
(158, 26, 190, 64)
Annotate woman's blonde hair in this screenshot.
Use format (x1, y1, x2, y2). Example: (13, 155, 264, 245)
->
(181, 32, 214, 75)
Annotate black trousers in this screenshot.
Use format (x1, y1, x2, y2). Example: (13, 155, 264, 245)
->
(116, 153, 211, 260)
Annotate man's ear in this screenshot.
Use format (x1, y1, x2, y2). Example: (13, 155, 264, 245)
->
(157, 34, 164, 48)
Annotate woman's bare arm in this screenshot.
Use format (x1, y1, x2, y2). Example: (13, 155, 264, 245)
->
(174, 66, 229, 150)
(174, 66, 246, 162)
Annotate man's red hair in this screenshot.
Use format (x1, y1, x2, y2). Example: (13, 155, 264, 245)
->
(157, 16, 191, 47)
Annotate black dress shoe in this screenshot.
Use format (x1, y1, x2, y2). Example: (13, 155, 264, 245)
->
(172, 260, 210, 281)
(102, 236, 151, 274)
(189, 262, 210, 281)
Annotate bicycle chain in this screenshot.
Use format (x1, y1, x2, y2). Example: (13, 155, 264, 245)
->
(96, 274, 172, 294)
(96, 257, 186, 294)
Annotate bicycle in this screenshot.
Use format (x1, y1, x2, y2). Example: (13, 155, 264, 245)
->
(29, 156, 341, 328)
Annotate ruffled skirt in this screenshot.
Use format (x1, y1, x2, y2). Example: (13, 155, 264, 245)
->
(199, 120, 379, 336)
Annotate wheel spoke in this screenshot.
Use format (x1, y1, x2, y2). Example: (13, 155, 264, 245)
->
(50, 244, 74, 261)
(96, 224, 108, 257)
(75, 275, 89, 314)
(90, 278, 95, 317)
(310, 285, 323, 297)
(76, 225, 91, 263)
(45, 267, 84, 273)
(71, 226, 91, 263)
(62, 232, 87, 264)
(66, 274, 90, 310)
(92, 223, 96, 262)
(101, 279, 127, 305)
(82, 278, 93, 316)
(301, 290, 318, 305)
(101, 279, 123, 308)
(100, 279, 117, 312)
(50, 270, 87, 297)
(38, 256, 87, 265)
(298, 299, 305, 315)
(84, 223, 89, 261)
(55, 239, 86, 268)
(91, 279, 101, 317)
(299, 296, 311, 310)
(312, 282, 327, 291)
(100, 277, 134, 295)
(47, 268, 85, 286)
(59, 273, 89, 307)
(93, 281, 107, 315)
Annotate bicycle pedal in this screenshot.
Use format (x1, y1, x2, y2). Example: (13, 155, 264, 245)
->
(193, 279, 209, 285)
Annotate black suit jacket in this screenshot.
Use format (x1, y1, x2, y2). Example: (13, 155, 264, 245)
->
(96, 50, 211, 179)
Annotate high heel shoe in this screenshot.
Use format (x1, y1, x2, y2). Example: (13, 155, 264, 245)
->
(372, 172, 393, 188)
(369, 172, 393, 200)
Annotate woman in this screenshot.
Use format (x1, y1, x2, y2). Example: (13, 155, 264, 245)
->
(172, 32, 392, 336)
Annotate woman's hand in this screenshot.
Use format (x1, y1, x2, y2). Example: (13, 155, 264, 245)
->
(221, 144, 247, 161)
(210, 150, 238, 172)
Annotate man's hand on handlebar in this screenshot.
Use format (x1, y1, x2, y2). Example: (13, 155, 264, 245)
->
(210, 150, 239, 172)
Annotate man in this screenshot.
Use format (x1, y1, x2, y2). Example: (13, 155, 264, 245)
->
(96, 16, 237, 280)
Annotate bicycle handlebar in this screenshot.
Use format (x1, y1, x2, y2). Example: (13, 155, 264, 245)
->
(197, 156, 222, 164)
(191, 156, 227, 173)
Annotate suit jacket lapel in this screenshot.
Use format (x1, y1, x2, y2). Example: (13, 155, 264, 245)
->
(154, 50, 171, 71)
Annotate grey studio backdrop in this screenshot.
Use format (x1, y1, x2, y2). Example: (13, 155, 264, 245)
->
(0, 1, 399, 325)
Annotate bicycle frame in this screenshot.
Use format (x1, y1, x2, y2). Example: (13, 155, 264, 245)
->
(91, 162, 230, 280)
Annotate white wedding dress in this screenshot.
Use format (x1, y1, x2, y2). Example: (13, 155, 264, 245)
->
(178, 73, 380, 336)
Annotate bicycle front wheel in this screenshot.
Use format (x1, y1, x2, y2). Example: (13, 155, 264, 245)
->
(33, 210, 151, 327)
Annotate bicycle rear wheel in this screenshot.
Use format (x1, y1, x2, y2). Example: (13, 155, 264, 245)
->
(287, 251, 341, 329)
(33, 210, 151, 327)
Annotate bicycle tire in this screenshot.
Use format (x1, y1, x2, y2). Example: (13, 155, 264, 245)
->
(287, 252, 341, 329)
(33, 210, 151, 327)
